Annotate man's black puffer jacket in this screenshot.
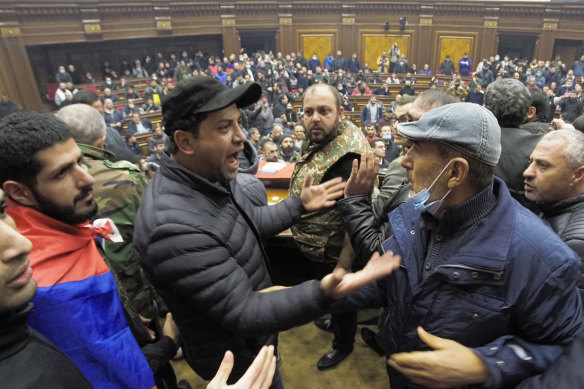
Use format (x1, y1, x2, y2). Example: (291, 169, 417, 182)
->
(134, 154, 328, 383)
(539, 193, 584, 297)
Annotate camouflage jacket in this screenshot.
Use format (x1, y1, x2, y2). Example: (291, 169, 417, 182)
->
(289, 119, 370, 263)
(79, 144, 159, 319)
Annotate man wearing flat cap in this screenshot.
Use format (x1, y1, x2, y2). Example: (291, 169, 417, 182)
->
(133, 77, 400, 387)
(331, 102, 583, 388)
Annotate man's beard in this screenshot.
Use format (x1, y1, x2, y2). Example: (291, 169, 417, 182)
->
(308, 115, 340, 144)
(31, 186, 98, 225)
(280, 146, 293, 156)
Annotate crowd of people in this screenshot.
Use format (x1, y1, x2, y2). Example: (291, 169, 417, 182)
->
(1, 42, 584, 389)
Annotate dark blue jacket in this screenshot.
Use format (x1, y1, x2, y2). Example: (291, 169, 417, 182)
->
(334, 178, 583, 388)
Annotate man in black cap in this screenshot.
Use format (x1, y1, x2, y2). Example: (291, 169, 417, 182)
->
(133, 77, 400, 387)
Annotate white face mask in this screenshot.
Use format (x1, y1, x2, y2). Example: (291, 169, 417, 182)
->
(408, 160, 453, 216)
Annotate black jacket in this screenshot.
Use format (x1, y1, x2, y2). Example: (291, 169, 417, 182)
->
(134, 154, 329, 382)
(540, 194, 584, 296)
(494, 126, 544, 210)
(0, 303, 93, 389)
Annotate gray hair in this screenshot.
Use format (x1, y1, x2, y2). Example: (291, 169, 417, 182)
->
(55, 104, 106, 146)
(416, 88, 458, 110)
(542, 129, 584, 169)
(484, 79, 531, 127)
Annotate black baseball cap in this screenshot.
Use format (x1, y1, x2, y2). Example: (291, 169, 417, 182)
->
(163, 76, 261, 130)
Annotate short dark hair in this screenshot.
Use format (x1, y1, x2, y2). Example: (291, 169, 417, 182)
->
(165, 111, 209, 154)
(0, 111, 72, 188)
(370, 139, 384, 148)
(528, 88, 548, 122)
(573, 115, 584, 132)
(72, 89, 99, 105)
(484, 79, 531, 127)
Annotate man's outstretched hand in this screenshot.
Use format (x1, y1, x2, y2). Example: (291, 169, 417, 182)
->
(321, 250, 401, 298)
(206, 345, 276, 389)
(344, 152, 379, 198)
(300, 172, 346, 212)
(388, 327, 487, 388)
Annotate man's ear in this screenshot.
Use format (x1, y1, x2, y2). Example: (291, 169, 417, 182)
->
(447, 157, 469, 189)
(173, 130, 196, 155)
(571, 166, 584, 185)
(338, 106, 344, 119)
(527, 106, 537, 119)
(2, 181, 37, 207)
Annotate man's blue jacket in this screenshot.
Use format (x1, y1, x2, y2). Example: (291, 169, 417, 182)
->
(334, 178, 583, 388)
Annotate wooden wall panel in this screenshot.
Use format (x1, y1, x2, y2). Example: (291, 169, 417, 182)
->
(1, 1, 584, 111)
(299, 33, 334, 65)
(362, 34, 409, 73)
(435, 34, 477, 73)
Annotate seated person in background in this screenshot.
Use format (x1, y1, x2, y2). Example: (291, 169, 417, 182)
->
(386, 73, 401, 84)
(418, 64, 432, 75)
(364, 124, 379, 142)
(341, 94, 352, 112)
(373, 80, 392, 96)
(100, 87, 119, 103)
(370, 138, 389, 169)
(248, 127, 261, 151)
(55, 65, 72, 83)
(351, 81, 371, 96)
(465, 83, 484, 105)
(125, 86, 140, 101)
(398, 80, 415, 96)
(127, 112, 153, 136)
(141, 97, 161, 113)
(380, 125, 401, 165)
(84, 72, 95, 84)
(126, 133, 143, 156)
(100, 76, 116, 91)
(103, 98, 124, 134)
(276, 135, 299, 163)
(123, 98, 140, 118)
(148, 125, 170, 154)
(144, 79, 165, 101)
(259, 140, 281, 162)
(54, 83, 72, 108)
(147, 141, 165, 172)
(293, 124, 305, 150)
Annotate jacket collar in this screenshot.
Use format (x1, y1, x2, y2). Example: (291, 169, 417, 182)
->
(539, 193, 584, 217)
(392, 177, 514, 278)
(78, 143, 116, 162)
(0, 303, 32, 361)
(159, 152, 232, 198)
